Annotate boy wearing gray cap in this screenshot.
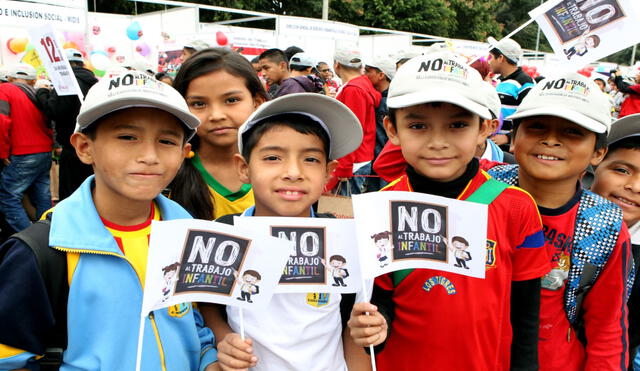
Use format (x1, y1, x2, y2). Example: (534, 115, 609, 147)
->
(0, 72, 218, 371)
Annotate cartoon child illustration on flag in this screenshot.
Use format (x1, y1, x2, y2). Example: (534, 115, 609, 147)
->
(321, 255, 350, 287)
(235, 269, 261, 303)
(371, 231, 393, 267)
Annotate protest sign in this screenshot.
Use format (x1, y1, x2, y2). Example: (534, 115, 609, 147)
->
(140, 219, 293, 316)
(28, 24, 83, 97)
(234, 217, 362, 294)
(529, 0, 640, 67)
(352, 191, 488, 279)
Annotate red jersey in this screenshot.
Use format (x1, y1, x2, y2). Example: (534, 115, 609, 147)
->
(538, 191, 631, 371)
(374, 171, 550, 371)
(372, 141, 405, 183)
(619, 85, 640, 118)
(334, 75, 381, 178)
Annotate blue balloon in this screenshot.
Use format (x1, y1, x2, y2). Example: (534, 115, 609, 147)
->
(126, 21, 142, 41)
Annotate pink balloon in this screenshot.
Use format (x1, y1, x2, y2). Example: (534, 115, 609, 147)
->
(136, 42, 151, 57)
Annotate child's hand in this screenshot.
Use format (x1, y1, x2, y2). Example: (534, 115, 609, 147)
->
(347, 302, 388, 347)
(217, 333, 258, 371)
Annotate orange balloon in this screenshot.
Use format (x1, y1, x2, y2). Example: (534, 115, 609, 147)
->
(63, 41, 79, 50)
(8, 37, 28, 54)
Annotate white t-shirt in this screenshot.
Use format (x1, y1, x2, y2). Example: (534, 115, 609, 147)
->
(227, 293, 347, 371)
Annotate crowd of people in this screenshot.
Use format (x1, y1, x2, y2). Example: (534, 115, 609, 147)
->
(0, 34, 640, 371)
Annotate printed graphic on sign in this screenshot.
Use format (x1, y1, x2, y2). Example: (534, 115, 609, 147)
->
(272, 226, 326, 284)
(353, 191, 488, 280)
(174, 229, 251, 296)
(544, 0, 625, 44)
(389, 201, 448, 262)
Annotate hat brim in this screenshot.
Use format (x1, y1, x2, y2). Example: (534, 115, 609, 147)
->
(508, 106, 608, 134)
(76, 96, 200, 140)
(608, 113, 640, 145)
(387, 90, 492, 120)
(239, 93, 363, 160)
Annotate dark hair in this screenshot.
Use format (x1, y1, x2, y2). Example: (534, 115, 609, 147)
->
(489, 49, 516, 65)
(512, 120, 608, 149)
(155, 72, 173, 82)
(259, 48, 287, 66)
(162, 262, 180, 273)
(371, 231, 392, 242)
(284, 46, 304, 62)
(605, 136, 640, 159)
(243, 270, 261, 280)
(387, 104, 483, 129)
(291, 65, 311, 72)
(329, 255, 346, 263)
(81, 108, 187, 141)
(588, 35, 601, 48)
(170, 48, 269, 220)
(69, 60, 84, 68)
(251, 56, 259, 64)
(451, 236, 469, 245)
(241, 114, 331, 161)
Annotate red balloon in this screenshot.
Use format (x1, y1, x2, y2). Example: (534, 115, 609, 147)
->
(107, 46, 116, 54)
(216, 31, 228, 46)
(137, 30, 143, 38)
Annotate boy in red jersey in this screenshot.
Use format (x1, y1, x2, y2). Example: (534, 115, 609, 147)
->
(348, 51, 550, 370)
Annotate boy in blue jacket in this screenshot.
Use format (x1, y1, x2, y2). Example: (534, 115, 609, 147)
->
(0, 72, 219, 371)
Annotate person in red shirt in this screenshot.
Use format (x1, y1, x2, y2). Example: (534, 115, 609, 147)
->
(486, 72, 632, 371)
(348, 51, 549, 370)
(0, 63, 52, 233)
(613, 68, 640, 118)
(330, 44, 381, 196)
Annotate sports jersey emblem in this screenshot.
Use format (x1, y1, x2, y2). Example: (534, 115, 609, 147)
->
(306, 293, 330, 307)
(486, 240, 497, 269)
(423, 276, 457, 295)
(168, 303, 191, 318)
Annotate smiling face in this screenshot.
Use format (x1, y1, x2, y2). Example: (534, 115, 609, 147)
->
(243, 274, 258, 284)
(330, 259, 345, 268)
(236, 125, 336, 218)
(592, 147, 640, 225)
(385, 103, 489, 182)
(375, 238, 389, 249)
(185, 70, 261, 151)
(73, 107, 190, 207)
(512, 116, 605, 184)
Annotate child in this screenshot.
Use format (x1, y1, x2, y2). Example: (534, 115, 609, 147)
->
(487, 72, 632, 370)
(591, 113, 640, 369)
(170, 48, 268, 220)
(348, 51, 550, 370)
(0, 72, 218, 370)
(204, 93, 370, 370)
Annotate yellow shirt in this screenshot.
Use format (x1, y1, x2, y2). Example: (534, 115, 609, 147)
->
(102, 203, 161, 287)
(193, 153, 254, 219)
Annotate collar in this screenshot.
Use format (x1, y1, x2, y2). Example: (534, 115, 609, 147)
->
(240, 205, 317, 218)
(406, 158, 479, 199)
(49, 176, 191, 255)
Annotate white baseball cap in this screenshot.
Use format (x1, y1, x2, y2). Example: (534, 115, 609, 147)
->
(488, 37, 522, 64)
(387, 51, 491, 119)
(238, 93, 363, 160)
(184, 40, 211, 52)
(334, 42, 362, 68)
(8, 63, 37, 80)
(122, 57, 155, 76)
(607, 113, 640, 145)
(65, 48, 84, 63)
(481, 82, 501, 120)
(508, 72, 612, 134)
(366, 54, 396, 80)
(76, 71, 200, 140)
(289, 52, 315, 68)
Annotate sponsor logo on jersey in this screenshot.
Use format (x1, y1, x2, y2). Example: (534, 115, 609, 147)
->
(168, 303, 191, 318)
(306, 292, 330, 307)
(423, 276, 457, 295)
(486, 239, 497, 269)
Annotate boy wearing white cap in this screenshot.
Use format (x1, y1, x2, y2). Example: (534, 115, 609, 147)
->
(207, 93, 370, 370)
(0, 63, 53, 233)
(348, 51, 549, 370)
(0, 72, 219, 370)
(487, 72, 633, 370)
(591, 113, 640, 369)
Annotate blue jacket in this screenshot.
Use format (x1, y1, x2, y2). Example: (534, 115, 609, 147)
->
(0, 176, 217, 370)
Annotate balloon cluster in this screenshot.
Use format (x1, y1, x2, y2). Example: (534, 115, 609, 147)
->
(126, 21, 143, 41)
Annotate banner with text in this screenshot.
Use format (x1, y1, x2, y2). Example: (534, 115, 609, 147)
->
(140, 219, 293, 316)
(529, 0, 640, 68)
(28, 24, 82, 97)
(352, 191, 488, 279)
(234, 217, 362, 294)
(0, 0, 85, 30)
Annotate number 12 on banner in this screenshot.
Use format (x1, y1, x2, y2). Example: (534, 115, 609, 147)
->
(39, 36, 61, 63)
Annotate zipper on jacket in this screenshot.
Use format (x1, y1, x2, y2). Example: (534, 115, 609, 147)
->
(149, 313, 168, 371)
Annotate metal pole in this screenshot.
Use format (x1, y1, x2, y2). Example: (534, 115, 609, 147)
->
(322, 0, 329, 20)
(535, 0, 543, 55)
(631, 44, 637, 66)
